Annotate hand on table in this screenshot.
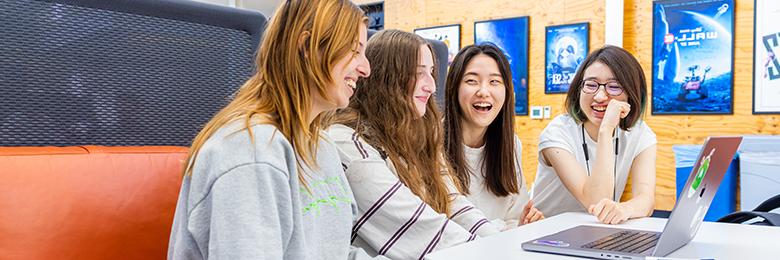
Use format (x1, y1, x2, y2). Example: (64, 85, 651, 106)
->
(588, 198, 631, 225)
(520, 200, 545, 225)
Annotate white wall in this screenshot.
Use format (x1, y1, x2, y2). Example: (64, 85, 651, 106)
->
(191, 0, 281, 18)
(240, 0, 282, 17)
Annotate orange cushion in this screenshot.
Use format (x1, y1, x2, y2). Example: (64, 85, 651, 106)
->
(0, 146, 188, 260)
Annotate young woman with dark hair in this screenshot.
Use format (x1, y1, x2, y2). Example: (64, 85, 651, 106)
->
(532, 45, 657, 225)
(443, 43, 544, 229)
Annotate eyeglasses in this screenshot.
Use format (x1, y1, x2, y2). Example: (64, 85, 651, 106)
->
(581, 80, 623, 96)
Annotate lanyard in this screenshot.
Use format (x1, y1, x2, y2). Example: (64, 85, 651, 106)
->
(581, 124, 620, 201)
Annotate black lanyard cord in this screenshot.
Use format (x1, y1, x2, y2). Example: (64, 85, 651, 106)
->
(581, 124, 620, 201)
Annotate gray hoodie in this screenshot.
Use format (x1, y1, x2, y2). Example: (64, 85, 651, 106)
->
(168, 122, 381, 260)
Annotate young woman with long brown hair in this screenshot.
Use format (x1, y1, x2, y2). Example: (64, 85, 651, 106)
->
(167, 1, 379, 259)
(443, 44, 544, 230)
(327, 30, 504, 260)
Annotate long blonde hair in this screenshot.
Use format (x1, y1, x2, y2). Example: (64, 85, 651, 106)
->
(333, 30, 464, 214)
(183, 0, 367, 186)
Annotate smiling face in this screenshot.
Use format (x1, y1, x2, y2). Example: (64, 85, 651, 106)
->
(325, 24, 371, 109)
(412, 44, 436, 117)
(579, 61, 628, 127)
(457, 54, 506, 132)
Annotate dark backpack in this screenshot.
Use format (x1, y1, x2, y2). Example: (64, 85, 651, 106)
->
(717, 194, 780, 226)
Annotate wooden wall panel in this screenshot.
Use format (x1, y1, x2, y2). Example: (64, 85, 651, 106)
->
(623, 0, 780, 210)
(374, 0, 605, 201)
(361, 0, 779, 210)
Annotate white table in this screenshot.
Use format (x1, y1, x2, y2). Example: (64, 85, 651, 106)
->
(425, 212, 780, 259)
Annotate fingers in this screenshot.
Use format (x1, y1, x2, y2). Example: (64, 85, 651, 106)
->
(613, 204, 631, 224)
(523, 207, 545, 224)
(523, 200, 533, 212)
(597, 202, 613, 222)
(523, 212, 532, 224)
(529, 210, 544, 223)
(604, 208, 618, 224)
(524, 208, 535, 224)
(622, 103, 631, 118)
(602, 100, 631, 129)
(589, 199, 607, 219)
(590, 199, 626, 224)
(608, 99, 631, 119)
(519, 200, 533, 224)
(607, 208, 628, 225)
(523, 207, 534, 224)
(610, 214, 626, 225)
(619, 104, 630, 119)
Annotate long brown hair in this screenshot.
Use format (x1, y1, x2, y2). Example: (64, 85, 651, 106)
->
(333, 30, 462, 214)
(565, 45, 647, 130)
(444, 44, 519, 197)
(183, 0, 367, 186)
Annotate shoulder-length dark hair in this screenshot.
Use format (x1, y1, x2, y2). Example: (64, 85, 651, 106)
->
(443, 43, 518, 197)
(332, 29, 462, 214)
(564, 45, 647, 130)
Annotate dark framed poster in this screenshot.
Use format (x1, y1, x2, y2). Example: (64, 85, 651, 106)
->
(545, 22, 589, 94)
(415, 24, 461, 66)
(652, 0, 734, 115)
(359, 2, 384, 31)
(474, 16, 530, 115)
(753, 0, 780, 114)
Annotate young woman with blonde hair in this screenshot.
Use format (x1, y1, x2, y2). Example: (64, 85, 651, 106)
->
(168, 1, 380, 259)
(328, 30, 504, 260)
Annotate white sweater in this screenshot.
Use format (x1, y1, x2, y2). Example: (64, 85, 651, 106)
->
(462, 135, 530, 229)
(327, 124, 501, 260)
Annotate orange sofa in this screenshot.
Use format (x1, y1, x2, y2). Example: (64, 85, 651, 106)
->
(0, 146, 187, 259)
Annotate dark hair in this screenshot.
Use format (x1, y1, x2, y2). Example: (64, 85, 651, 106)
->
(564, 45, 647, 130)
(333, 30, 461, 214)
(443, 43, 518, 197)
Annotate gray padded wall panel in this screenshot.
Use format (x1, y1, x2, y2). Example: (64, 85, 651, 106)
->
(0, 0, 266, 146)
(427, 40, 449, 111)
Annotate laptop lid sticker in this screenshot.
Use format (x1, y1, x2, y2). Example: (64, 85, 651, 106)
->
(687, 148, 715, 198)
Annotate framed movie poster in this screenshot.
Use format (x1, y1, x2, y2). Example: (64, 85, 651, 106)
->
(474, 16, 529, 115)
(754, 0, 780, 114)
(414, 24, 461, 66)
(652, 0, 734, 115)
(545, 22, 589, 94)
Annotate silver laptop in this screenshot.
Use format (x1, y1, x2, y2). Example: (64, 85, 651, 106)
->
(522, 136, 742, 260)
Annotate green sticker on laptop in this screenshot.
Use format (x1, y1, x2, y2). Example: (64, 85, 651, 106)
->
(688, 148, 715, 198)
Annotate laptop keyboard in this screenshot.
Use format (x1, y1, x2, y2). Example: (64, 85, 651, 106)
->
(581, 230, 660, 254)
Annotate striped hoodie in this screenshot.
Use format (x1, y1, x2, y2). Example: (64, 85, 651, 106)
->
(326, 124, 502, 260)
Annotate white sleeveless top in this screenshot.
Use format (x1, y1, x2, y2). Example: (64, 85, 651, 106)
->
(531, 115, 656, 217)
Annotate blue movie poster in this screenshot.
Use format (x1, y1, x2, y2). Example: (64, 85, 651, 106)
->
(545, 23, 589, 94)
(652, 0, 734, 114)
(474, 17, 529, 115)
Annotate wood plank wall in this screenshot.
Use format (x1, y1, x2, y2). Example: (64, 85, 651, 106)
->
(354, 0, 780, 210)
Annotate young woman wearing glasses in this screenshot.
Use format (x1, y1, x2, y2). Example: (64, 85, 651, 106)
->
(531, 46, 657, 224)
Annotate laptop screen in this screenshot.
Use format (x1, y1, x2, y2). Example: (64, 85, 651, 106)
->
(653, 136, 742, 256)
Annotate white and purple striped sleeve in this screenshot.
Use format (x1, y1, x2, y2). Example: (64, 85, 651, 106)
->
(443, 174, 505, 236)
(327, 124, 476, 260)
